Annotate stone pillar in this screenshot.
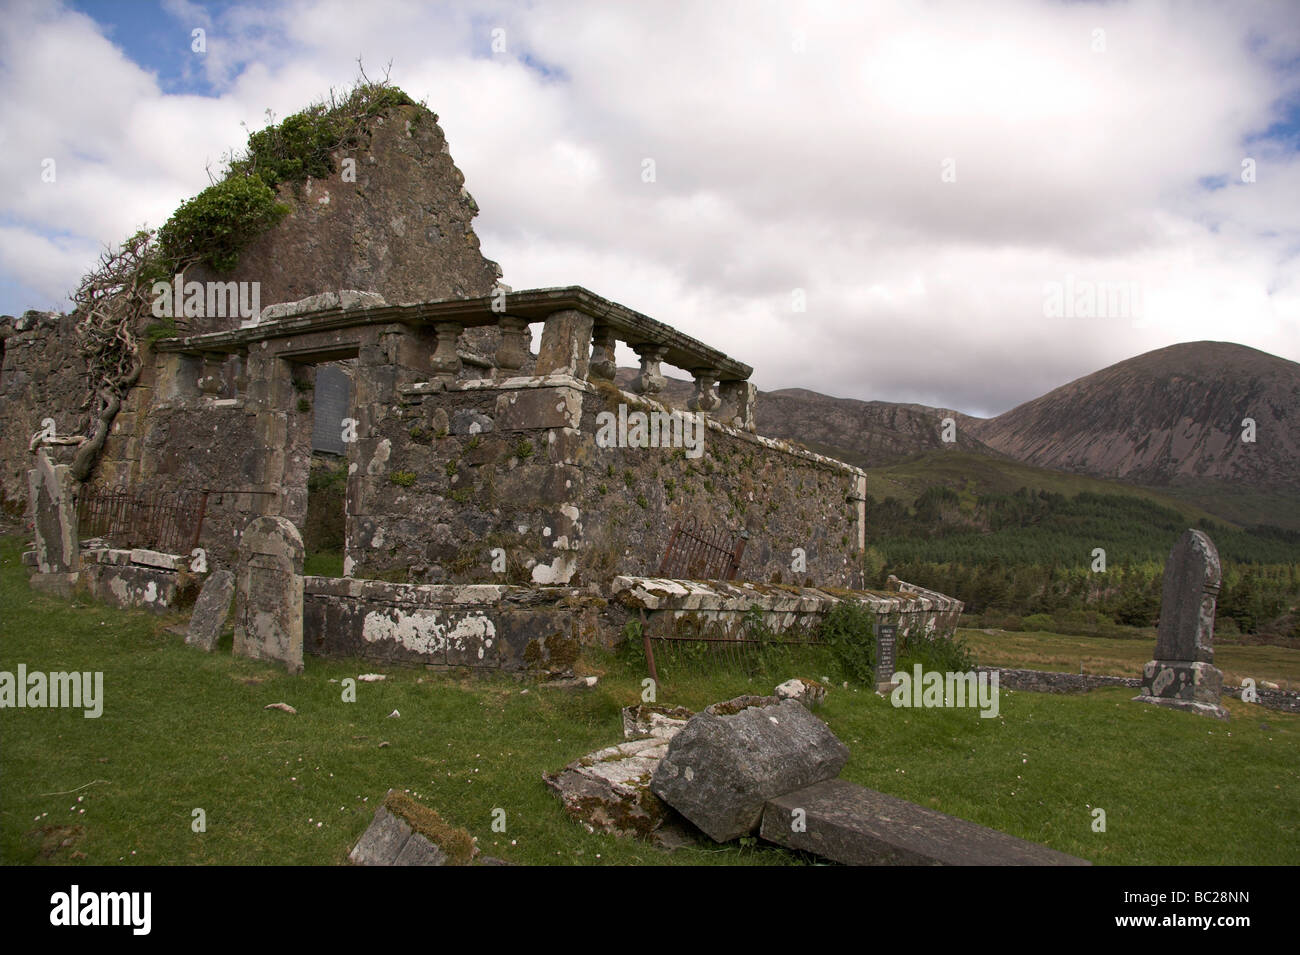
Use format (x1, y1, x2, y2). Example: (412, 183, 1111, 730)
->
(1134, 529, 1228, 719)
(631, 344, 668, 395)
(717, 380, 757, 432)
(687, 368, 721, 413)
(536, 309, 594, 379)
(197, 353, 226, 397)
(588, 324, 618, 381)
(495, 316, 531, 373)
(27, 448, 80, 575)
(430, 322, 463, 377)
(154, 352, 202, 404)
(233, 516, 304, 675)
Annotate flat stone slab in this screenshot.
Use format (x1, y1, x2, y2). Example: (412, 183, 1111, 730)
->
(761, 779, 1090, 866)
(651, 697, 849, 843)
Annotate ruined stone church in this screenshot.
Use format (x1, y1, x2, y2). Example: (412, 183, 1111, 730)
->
(2, 96, 960, 673)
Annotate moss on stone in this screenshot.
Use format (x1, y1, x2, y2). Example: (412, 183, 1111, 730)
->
(382, 791, 476, 865)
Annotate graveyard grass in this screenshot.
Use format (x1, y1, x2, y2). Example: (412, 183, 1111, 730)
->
(2, 537, 1296, 866)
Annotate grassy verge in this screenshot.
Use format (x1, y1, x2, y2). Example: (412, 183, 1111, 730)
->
(3, 535, 1296, 865)
(960, 627, 1300, 689)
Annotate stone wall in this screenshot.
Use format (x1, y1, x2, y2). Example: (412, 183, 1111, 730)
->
(346, 373, 868, 589)
(0, 311, 91, 514)
(303, 576, 604, 673)
(976, 665, 1300, 714)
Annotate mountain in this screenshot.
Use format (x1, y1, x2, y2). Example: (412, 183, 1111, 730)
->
(967, 341, 1300, 492)
(611, 369, 993, 468)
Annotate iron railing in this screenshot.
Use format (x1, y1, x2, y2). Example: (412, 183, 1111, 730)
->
(655, 516, 748, 581)
(76, 485, 210, 554)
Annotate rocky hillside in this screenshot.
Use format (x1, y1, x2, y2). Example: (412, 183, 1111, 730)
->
(966, 342, 1300, 492)
(611, 370, 995, 468)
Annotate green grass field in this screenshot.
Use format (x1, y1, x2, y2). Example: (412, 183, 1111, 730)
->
(2, 535, 1297, 866)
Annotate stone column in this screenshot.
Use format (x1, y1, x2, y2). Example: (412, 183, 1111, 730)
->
(687, 368, 721, 413)
(631, 344, 668, 395)
(536, 309, 594, 379)
(717, 380, 756, 432)
(495, 316, 531, 374)
(430, 322, 463, 377)
(588, 324, 618, 381)
(154, 352, 203, 404)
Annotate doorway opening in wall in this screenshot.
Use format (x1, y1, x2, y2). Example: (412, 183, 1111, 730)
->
(303, 361, 354, 577)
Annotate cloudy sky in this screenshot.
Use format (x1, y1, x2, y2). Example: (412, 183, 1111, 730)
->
(2, 0, 1297, 417)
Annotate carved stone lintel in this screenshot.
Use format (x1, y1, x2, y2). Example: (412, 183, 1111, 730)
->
(495, 316, 531, 371)
(632, 344, 668, 395)
(687, 368, 721, 413)
(430, 322, 463, 376)
(588, 324, 618, 381)
(717, 379, 756, 431)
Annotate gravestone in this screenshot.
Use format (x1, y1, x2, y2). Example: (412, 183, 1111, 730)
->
(875, 622, 898, 694)
(233, 517, 304, 674)
(186, 569, 235, 651)
(1133, 529, 1228, 720)
(27, 449, 79, 574)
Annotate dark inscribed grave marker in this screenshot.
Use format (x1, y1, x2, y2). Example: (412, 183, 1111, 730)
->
(1134, 529, 1228, 720)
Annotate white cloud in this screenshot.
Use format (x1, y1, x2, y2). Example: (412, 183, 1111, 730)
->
(1, 0, 1297, 417)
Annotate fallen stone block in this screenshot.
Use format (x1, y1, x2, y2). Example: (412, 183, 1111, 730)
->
(545, 737, 676, 843)
(651, 696, 849, 842)
(621, 703, 694, 740)
(775, 677, 828, 707)
(761, 779, 1090, 866)
(130, 548, 181, 571)
(349, 791, 476, 866)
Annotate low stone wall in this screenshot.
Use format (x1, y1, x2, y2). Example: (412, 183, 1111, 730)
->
(24, 546, 198, 613)
(976, 665, 1300, 714)
(974, 666, 1141, 694)
(610, 575, 963, 644)
(302, 576, 605, 673)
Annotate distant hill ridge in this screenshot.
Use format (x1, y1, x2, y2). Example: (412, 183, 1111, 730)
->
(614, 340, 1300, 529)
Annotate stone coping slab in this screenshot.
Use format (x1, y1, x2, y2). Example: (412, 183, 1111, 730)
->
(761, 779, 1090, 866)
(611, 576, 961, 615)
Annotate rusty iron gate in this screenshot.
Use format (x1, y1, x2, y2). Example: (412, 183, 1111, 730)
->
(642, 516, 751, 685)
(75, 486, 277, 554)
(655, 516, 748, 581)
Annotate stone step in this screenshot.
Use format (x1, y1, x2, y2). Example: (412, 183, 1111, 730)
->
(761, 779, 1089, 866)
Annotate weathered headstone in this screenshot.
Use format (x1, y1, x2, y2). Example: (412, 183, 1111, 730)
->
(650, 696, 849, 842)
(875, 622, 898, 694)
(1134, 529, 1228, 720)
(186, 569, 235, 651)
(233, 517, 304, 674)
(27, 449, 79, 574)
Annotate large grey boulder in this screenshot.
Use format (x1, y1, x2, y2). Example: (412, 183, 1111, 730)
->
(650, 697, 849, 842)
